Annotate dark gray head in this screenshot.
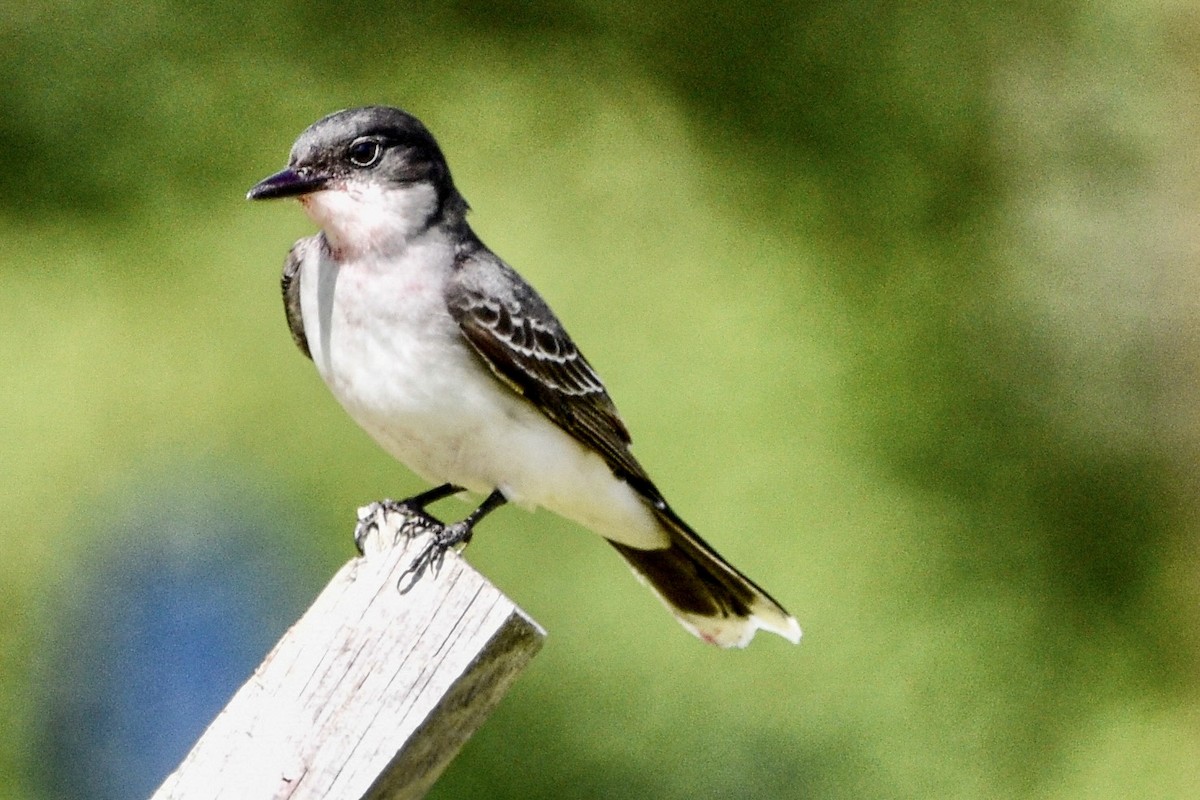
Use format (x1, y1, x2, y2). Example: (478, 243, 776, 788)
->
(248, 107, 468, 251)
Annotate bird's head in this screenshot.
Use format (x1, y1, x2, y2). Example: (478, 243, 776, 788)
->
(248, 106, 466, 255)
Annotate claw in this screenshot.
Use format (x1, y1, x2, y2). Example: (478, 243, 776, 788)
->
(352, 499, 420, 552)
(396, 521, 473, 593)
(353, 500, 391, 555)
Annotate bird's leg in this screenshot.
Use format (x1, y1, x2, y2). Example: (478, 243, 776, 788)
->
(397, 489, 508, 592)
(353, 483, 465, 554)
(399, 482, 470, 509)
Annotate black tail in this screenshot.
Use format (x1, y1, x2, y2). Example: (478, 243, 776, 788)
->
(608, 505, 800, 648)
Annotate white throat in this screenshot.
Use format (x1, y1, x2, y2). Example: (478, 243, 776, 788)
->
(300, 180, 439, 258)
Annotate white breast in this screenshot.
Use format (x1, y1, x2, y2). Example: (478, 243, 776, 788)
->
(294, 233, 665, 549)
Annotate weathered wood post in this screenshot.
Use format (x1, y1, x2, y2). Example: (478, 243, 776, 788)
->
(150, 504, 545, 800)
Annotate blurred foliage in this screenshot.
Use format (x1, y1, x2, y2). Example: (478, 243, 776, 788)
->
(2, 1, 1198, 799)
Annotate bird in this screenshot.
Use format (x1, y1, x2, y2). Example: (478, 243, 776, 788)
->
(247, 106, 800, 647)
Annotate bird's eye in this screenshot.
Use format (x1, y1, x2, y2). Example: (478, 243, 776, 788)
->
(347, 139, 383, 168)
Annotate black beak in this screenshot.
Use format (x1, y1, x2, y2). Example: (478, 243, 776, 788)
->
(246, 167, 330, 200)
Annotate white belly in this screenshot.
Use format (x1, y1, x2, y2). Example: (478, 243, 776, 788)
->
(297, 237, 665, 549)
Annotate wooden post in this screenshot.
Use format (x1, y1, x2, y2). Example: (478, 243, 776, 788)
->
(150, 504, 546, 800)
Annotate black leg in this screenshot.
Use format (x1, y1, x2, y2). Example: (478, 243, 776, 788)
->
(453, 488, 508, 538)
(399, 483, 466, 509)
(397, 489, 509, 592)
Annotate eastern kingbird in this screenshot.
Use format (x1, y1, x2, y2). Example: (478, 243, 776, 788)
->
(248, 106, 800, 647)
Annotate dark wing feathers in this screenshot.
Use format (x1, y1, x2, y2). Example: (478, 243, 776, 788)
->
(281, 243, 311, 360)
(446, 262, 659, 496)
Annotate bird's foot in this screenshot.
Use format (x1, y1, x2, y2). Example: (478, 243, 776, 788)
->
(352, 499, 438, 555)
(396, 520, 475, 593)
(354, 485, 507, 593)
(353, 484, 465, 555)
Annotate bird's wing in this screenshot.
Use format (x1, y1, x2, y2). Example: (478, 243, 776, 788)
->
(281, 240, 311, 360)
(446, 255, 658, 496)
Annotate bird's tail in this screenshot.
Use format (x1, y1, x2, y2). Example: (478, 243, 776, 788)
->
(608, 505, 801, 648)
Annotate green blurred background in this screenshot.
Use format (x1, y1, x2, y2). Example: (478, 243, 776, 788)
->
(3, 1, 1198, 797)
